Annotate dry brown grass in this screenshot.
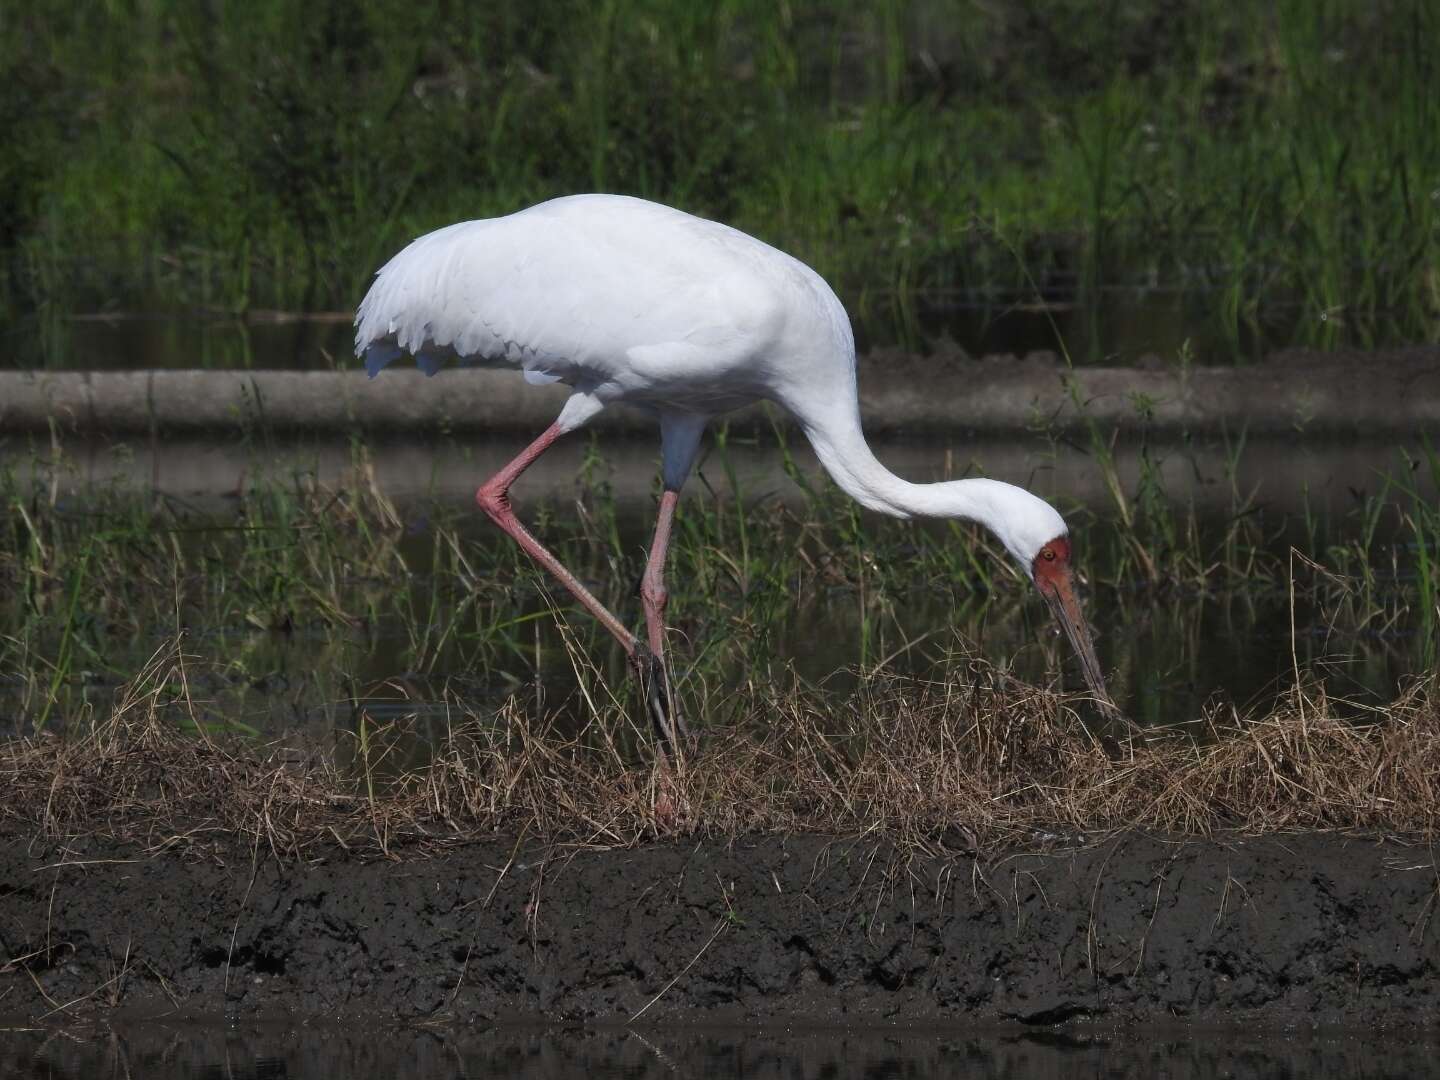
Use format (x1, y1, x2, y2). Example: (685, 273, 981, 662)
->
(3, 638, 1439, 858)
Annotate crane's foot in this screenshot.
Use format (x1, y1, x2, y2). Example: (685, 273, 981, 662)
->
(630, 644, 690, 759)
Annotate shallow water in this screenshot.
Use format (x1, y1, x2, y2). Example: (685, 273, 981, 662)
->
(3, 1023, 1439, 1079)
(0, 429, 1431, 757)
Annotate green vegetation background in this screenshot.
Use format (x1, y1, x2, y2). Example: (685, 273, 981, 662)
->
(3, 0, 1437, 351)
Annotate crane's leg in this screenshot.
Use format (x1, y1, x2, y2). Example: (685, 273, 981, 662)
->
(639, 487, 687, 749)
(636, 413, 707, 753)
(475, 416, 684, 758)
(640, 489, 679, 656)
(475, 421, 639, 654)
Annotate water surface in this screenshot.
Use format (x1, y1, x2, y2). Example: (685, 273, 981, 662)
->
(2, 280, 1302, 373)
(3, 1023, 1438, 1079)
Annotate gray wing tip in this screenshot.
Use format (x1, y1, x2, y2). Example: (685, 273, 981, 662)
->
(362, 343, 403, 378)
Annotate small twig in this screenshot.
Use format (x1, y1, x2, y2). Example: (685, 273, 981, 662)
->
(1085, 838, 1124, 979)
(224, 851, 262, 1000)
(1, 944, 67, 974)
(141, 959, 182, 1010)
(1132, 873, 1166, 976)
(31, 859, 138, 873)
(478, 828, 531, 911)
(22, 965, 66, 1014)
(629, 919, 727, 1023)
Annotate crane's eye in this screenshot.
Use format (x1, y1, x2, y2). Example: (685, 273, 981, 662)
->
(1041, 547, 1056, 561)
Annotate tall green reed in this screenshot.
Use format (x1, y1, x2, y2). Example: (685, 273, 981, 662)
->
(4, 1, 1438, 359)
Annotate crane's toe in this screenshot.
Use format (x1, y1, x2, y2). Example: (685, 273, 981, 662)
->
(630, 644, 689, 755)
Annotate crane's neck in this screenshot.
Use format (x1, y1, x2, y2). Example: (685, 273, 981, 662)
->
(792, 394, 1057, 556)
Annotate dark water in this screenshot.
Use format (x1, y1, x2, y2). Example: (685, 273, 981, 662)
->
(3, 312, 355, 372)
(889, 282, 1293, 364)
(2, 282, 1293, 373)
(4, 1023, 1440, 1079)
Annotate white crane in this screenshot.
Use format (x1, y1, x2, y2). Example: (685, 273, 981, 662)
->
(355, 194, 1116, 746)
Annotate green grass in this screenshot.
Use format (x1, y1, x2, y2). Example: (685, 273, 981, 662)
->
(2, 1, 1438, 358)
(1, 418, 1435, 741)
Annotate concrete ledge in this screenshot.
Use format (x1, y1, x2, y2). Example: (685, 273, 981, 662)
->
(2, 348, 1437, 436)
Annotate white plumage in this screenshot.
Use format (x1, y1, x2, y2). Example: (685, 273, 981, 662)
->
(357, 194, 853, 488)
(355, 194, 1115, 724)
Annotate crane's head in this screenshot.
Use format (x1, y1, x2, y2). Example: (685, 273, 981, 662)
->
(1028, 534, 1114, 714)
(991, 491, 1116, 717)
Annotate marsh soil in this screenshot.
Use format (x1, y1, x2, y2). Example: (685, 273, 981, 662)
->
(2, 831, 1437, 1027)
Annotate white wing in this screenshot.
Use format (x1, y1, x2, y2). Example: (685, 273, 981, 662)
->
(353, 195, 792, 397)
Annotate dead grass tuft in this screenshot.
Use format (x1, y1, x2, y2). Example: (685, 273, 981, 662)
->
(3, 639, 1439, 857)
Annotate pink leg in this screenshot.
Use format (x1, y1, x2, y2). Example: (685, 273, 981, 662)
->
(640, 489, 680, 656)
(639, 488, 688, 749)
(476, 423, 638, 653)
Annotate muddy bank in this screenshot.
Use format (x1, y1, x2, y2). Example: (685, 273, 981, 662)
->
(4, 831, 1438, 1027)
(3, 346, 1438, 436)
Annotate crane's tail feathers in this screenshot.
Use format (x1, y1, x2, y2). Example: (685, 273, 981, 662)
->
(362, 343, 403, 378)
(361, 341, 451, 379)
(352, 215, 593, 385)
(364, 335, 568, 387)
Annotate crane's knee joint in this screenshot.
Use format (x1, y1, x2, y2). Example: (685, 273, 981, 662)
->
(476, 483, 511, 518)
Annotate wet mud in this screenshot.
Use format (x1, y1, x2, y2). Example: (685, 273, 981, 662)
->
(4, 831, 1438, 1027)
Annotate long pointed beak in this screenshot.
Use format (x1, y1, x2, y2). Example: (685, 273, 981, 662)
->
(1038, 568, 1122, 722)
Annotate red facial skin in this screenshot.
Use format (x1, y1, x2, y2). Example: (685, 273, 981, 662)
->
(1031, 536, 1073, 597)
(1029, 535, 1119, 720)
